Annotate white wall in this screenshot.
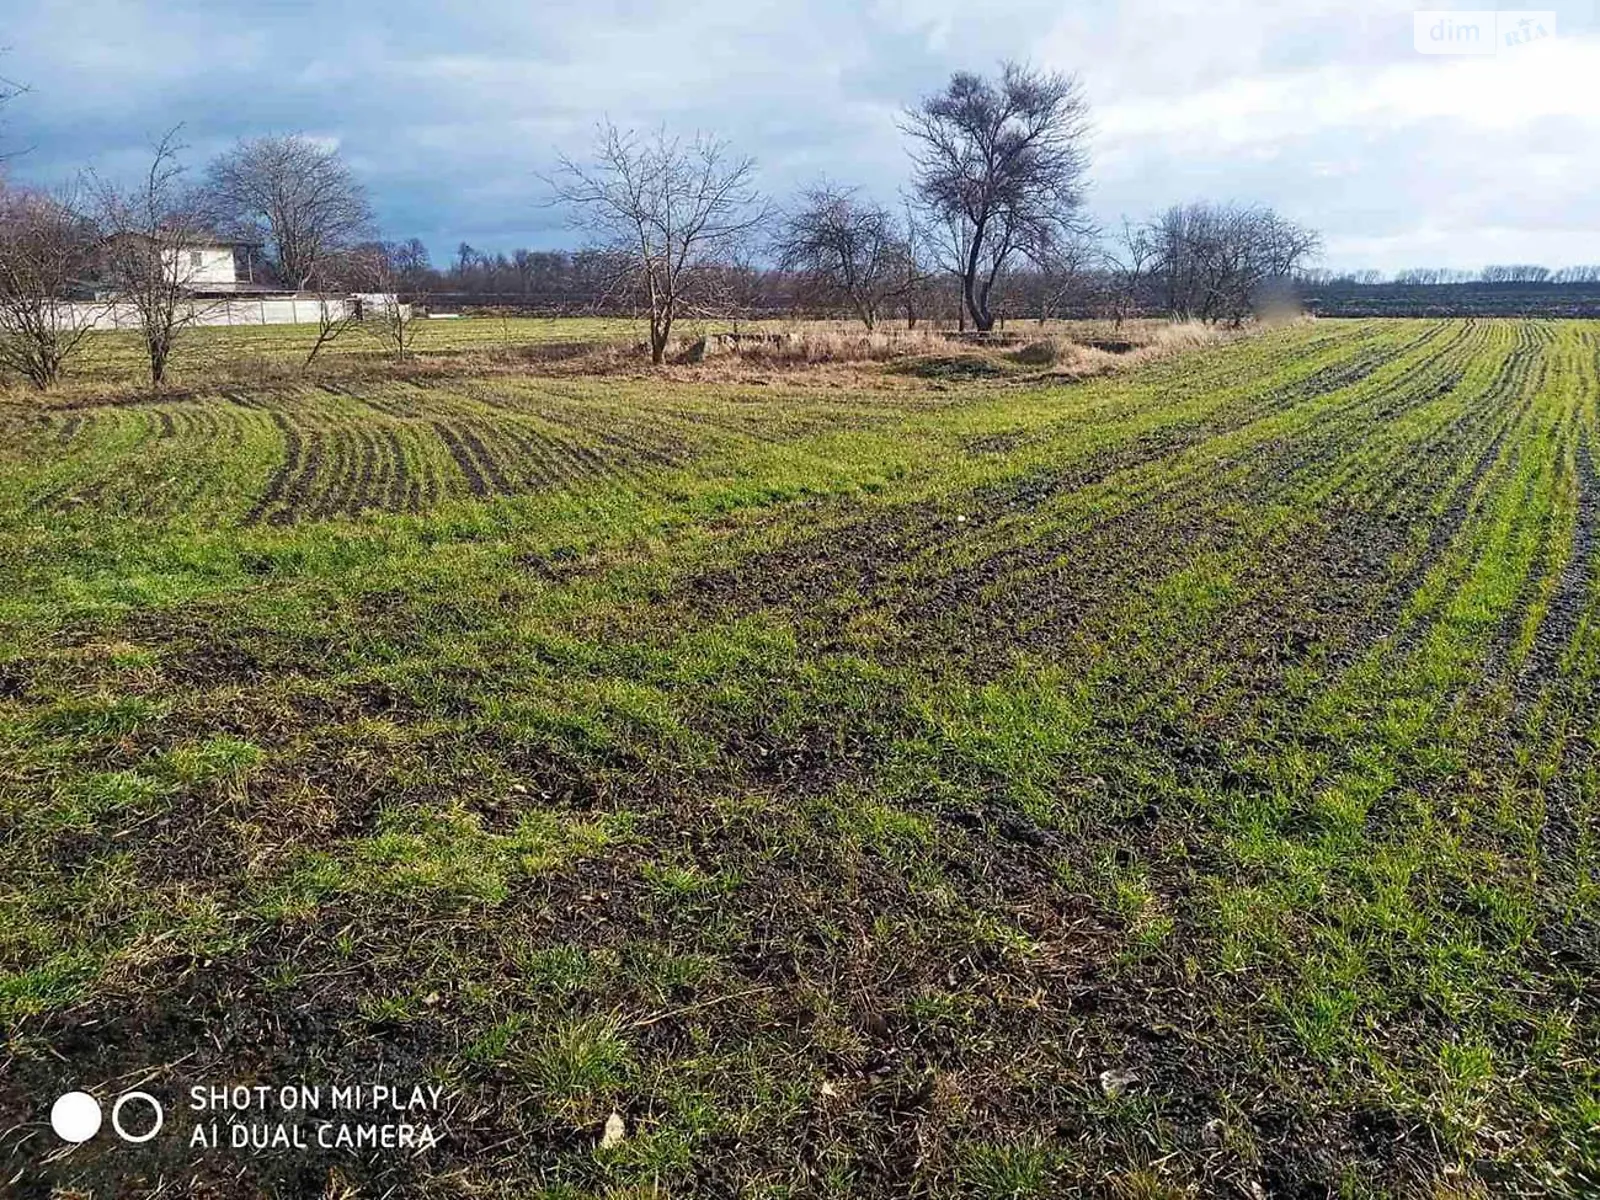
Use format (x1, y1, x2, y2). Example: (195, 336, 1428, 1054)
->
(54, 296, 408, 331)
(168, 246, 238, 286)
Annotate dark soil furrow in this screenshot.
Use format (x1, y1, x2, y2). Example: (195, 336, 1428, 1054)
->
(242, 411, 306, 525)
(433, 420, 491, 496)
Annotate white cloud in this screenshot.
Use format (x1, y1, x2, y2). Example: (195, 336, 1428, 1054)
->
(1096, 35, 1598, 149)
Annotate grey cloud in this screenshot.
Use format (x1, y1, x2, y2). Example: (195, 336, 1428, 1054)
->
(4, 0, 1597, 271)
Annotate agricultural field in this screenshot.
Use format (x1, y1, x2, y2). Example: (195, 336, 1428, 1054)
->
(51, 316, 647, 390)
(0, 318, 1597, 1197)
(39, 315, 1185, 394)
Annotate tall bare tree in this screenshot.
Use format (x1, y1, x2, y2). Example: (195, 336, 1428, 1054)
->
(91, 128, 209, 387)
(389, 237, 431, 283)
(550, 123, 768, 364)
(903, 62, 1092, 332)
(774, 183, 905, 330)
(205, 134, 374, 290)
(0, 183, 98, 387)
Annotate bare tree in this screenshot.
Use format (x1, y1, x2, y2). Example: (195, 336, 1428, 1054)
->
(1027, 231, 1099, 322)
(550, 122, 768, 364)
(0, 183, 98, 387)
(1147, 202, 1320, 324)
(204, 134, 374, 290)
(892, 199, 939, 328)
(774, 183, 905, 330)
(357, 249, 421, 362)
(1104, 217, 1156, 328)
(903, 62, 1092, 332)
(387, 237, 431, 290)
(303, 294, 360, 368)
(91, 128, 210, 387)
(300, 246, 375, 369)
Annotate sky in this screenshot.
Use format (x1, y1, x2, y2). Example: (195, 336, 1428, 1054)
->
(2, 0, 1597, 274)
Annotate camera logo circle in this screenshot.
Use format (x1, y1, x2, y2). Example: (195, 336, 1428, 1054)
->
(49, 1092, 102, 1143)
(111, 1092, 164, 1143)
(50, 1090, 165, 1143)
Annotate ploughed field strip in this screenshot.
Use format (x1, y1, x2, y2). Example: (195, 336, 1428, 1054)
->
(0, 319, 1597, 1198)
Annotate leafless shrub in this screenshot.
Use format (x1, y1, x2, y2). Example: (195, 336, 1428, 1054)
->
(357, 250, 421, 361)
(773, 183, 908, 330)
(299, 246, 375, 369)
(0, 182, 98, 387)
(1147, 202, 1320, 324)
(1014, 233, 1101, 323)
(697, 250, 766, 337)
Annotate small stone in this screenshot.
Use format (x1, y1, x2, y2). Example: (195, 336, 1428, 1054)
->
(599, 1111, 625, 1150)
(1099, 1067, 1139, 1098)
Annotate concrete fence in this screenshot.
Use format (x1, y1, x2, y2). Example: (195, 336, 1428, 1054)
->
(54, 295, 408, 331)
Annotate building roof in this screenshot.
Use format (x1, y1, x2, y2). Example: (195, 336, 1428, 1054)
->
(99, 231, 265, 251)
(187, 281, 295, 296)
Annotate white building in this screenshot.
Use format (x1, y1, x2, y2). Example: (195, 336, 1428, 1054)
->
(66, 236, 404, 329)
(176, 242, 251, 288)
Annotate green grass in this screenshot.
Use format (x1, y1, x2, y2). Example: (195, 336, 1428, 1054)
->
(1, 318, 1597, 1197)
(43, 314, 648, 388)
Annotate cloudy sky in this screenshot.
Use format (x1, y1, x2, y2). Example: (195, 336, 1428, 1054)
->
(3, 0, 1597, 273)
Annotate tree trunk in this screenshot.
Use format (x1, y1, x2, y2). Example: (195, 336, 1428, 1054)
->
(147, 331, 169, 387)
(964, 272, 995, 332)
(969, 294, 995, 332)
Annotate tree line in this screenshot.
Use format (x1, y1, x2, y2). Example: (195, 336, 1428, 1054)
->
(1300, 265, 1600, 286)
(434, 63, 1325, 363)
(1, 61, 1328, 382)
